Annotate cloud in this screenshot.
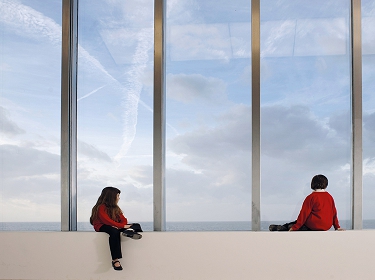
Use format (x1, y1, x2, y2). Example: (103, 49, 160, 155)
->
(0, 0, 61, 45)
(78, 140, 112, 162)
(166, 103, 353, 221)
(0, 106, 25, 136)
(167, 73, 227, 104)
(363, 111, 375, 158)
(0, 144, 60, 215)
(0, 144, 59, 178)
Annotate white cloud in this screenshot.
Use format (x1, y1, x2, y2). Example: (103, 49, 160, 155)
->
(0, 0, 61, 45)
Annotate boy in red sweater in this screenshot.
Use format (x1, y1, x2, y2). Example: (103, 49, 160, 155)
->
(269, 174, 344, 231)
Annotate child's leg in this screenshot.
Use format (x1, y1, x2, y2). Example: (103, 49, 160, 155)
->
(269, 221, 296, 231)
(282, 220, 296, 230)
(99, 224, 123, 259)
(129, 223, 143, 232)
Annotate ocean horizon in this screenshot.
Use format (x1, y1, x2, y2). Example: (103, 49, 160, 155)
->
(1, 220, 375, 231)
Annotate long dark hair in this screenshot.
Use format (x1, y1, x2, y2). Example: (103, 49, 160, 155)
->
(90, 187, 122, 224)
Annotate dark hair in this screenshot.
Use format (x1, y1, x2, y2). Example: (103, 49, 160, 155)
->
(90, 187, 122, 225)
(311, 174, 328, 190)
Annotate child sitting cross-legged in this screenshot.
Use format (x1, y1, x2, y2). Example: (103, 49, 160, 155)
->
(269, 174, 344, 232)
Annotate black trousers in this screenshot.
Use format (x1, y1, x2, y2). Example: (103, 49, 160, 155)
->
(276, 220, 311, 231)
(99, 223, 143, 260)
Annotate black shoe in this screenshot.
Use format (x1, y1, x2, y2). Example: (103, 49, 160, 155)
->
(269, 224, 288, 231)
(269, 224, 278, 231)
(112, 260, 123, 271)
(276, 225, 288, 231)
(122, 229, 142, 240)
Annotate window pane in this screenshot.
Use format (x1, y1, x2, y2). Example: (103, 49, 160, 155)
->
(77, 0, 154, 231)
(165, 0, 252, 230)
(260, 0, 351, 230)
(362, 0, 375, 229)
(0, 0, 61, 230)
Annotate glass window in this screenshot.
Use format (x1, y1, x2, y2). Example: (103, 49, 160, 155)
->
(0, 0, 61, 231)
(260, 0, 352, 230)
(77, 0, 154, 231)
(362, 0, 375, 229)
(165, 0, 252, 230)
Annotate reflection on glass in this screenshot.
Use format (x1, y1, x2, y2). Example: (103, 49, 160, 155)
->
(165, 0, 252, 229)
(362, 0, 375, 229)
(260, 0, 352, 229)
(77, 0, 154, 230)
(0, 0, 61, 230)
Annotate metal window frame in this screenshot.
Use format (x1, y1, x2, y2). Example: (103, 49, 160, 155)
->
(351, 0, 363, 230)
(153, 0, 166, 231)
(61, 0, 78, 231)
(251, 0, 261, 231)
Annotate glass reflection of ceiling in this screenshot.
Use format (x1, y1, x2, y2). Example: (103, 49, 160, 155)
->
(98, 16, 375, 64)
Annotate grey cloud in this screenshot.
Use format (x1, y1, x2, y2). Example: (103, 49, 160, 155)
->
(262, 105, 327, 155)
(0, 106, 25, 136)
(0, 144, 60, 201)
(328, 110, 351, 140)
(78, 140, 112, 162)
(168, 104, 350, 209)
(0, 144, 59, 178)
(170, 104, 250, 159)
(363, 111, 375, 158)
(167, 73, 227, 104)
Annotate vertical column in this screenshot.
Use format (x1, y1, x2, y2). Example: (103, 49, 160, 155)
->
(153, 0, 166, 231)
(251, 0, 261, 231)
(351, 0, 362, 230)
(61, 0, 78, 231)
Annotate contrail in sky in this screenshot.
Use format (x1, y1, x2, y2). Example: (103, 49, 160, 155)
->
(1, 0, 180, 159)
(77, 85, 106, 102)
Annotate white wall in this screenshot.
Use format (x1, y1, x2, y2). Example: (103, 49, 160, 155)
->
(0, 231, 374, 280)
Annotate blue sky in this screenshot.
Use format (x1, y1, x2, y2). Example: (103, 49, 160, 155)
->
(1, 0, 375, 228)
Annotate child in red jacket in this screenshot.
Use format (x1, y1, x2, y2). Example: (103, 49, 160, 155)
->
(90, 187, 143, 270)
(269, 174, 344, 231)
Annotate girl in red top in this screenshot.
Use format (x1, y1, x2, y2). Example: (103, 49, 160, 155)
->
(269, 175, 344, 232)
(90, 187, 143, 270)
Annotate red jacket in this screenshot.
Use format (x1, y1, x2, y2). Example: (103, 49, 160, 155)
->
(292, 191, 340, 231)
(92, 204, 128, 232)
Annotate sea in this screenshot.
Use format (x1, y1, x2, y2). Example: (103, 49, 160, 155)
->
(1, 220, 375, 231)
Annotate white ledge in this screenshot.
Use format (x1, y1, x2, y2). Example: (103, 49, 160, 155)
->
(0, 231, 374, 280)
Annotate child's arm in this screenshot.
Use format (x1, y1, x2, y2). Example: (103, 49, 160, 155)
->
(98, 205, 128, 228)
(290, 195, 313, 231)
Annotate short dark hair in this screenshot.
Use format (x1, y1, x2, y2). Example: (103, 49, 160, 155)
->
(311, 174, 328, 190)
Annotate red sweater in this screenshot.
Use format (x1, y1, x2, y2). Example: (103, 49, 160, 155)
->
(92, 204, 128, 232)
(291, 191, 340, 231)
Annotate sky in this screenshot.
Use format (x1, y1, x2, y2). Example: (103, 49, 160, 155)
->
(1, 0, 375, 228)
